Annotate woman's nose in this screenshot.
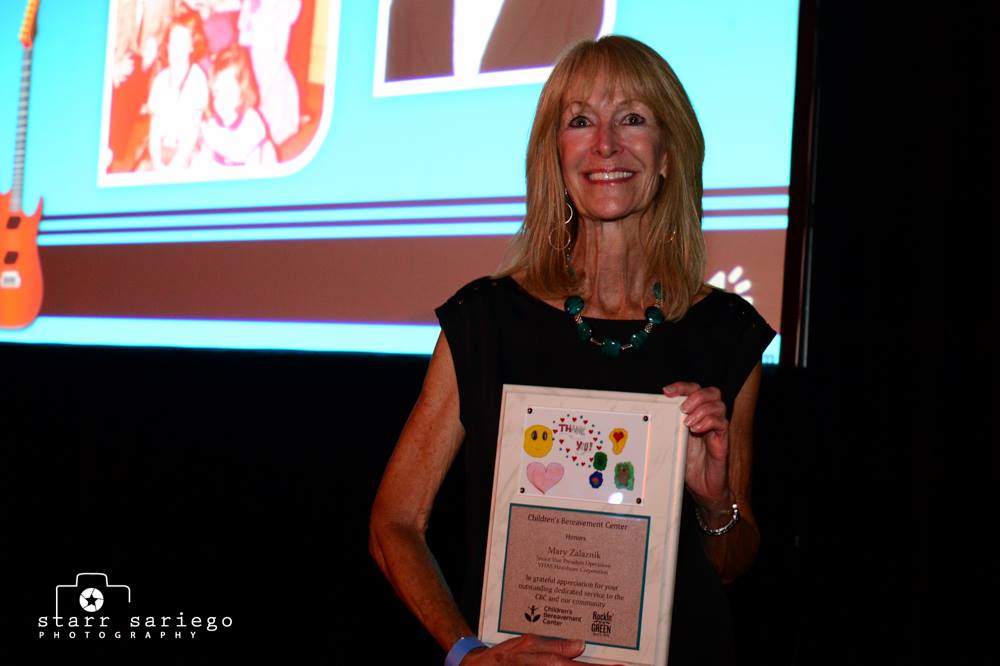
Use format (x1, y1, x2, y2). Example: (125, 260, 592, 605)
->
(593, 123, 620, 158)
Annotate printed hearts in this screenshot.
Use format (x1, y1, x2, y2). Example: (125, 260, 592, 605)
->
(526, 462, 564, 494)
(612, 431, 624, 443)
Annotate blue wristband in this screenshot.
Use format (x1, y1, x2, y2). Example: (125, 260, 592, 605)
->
(445, 636, 486, 666)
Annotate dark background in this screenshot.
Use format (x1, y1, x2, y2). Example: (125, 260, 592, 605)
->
(1, 2, 988, 664)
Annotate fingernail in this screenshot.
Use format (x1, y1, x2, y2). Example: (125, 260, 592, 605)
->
(570, 639, 584, 650)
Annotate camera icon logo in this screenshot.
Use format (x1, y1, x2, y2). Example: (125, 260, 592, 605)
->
(55, 573, 131, 618)
(79, 587, 104, 613)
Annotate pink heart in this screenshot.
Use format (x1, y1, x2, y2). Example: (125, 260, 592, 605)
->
(527, 462, 564, 494)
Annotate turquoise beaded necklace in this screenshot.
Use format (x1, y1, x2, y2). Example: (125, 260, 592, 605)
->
(564, 282, 665, 357)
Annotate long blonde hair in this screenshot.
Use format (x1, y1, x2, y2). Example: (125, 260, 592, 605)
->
(495, 35, 706, 321)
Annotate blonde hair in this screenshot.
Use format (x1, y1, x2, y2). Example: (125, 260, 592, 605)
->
(495, 35, 706, 321)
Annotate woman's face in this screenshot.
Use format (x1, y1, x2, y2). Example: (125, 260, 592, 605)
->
(167, 25, 194, 70)
(558, 72, 668, 228)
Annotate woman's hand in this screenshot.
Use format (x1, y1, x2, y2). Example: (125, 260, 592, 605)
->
(462, 635, 587, 665)
(662, 382, 732, 514)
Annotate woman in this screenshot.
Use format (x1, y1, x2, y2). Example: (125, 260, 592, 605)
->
(146, 10, 209, 170)
(370, 36, 775, 665)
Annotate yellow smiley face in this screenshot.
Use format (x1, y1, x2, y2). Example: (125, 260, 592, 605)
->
(523, 424, 554, 458)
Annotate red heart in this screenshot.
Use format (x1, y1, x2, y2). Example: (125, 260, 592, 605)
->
(612, 431, 624, 442)
(596, 445, 602, 450)
(572, 456, 577, 461)
(589, 457, 593, 461)
(572, 417, 577, 422)
(593, 437, 598, 441)
(583, 419, 588, 424)
(559, 438, 564, 444)
(589, 429, 593, 434)
(560, 418, 565, 422)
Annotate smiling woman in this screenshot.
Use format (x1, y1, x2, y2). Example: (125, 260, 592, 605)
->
(502, 36, 707, 323)
(370, 35, 775, 666)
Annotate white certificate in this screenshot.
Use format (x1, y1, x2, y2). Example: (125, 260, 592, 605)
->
(479, 385, 688, 665)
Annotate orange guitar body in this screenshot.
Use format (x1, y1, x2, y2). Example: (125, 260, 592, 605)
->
(0, 189, 43, 328)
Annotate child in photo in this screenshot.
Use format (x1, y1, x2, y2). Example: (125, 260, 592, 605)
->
(196, 44, 277, 167)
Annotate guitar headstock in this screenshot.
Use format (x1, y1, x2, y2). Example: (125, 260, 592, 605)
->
(18, 0, 40, 50)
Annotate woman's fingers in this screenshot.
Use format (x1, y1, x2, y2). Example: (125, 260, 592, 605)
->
(683, 400, 726, 433)
(663, 384, 725, 431)
(662, 381, 700, 397)
(470, 635, 585, 664)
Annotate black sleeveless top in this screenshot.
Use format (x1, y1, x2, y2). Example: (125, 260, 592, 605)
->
(435, 276, 775, 665)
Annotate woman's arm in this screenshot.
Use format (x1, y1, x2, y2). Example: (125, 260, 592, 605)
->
(370, 334, 586, 664)
(665, 362, 763, 583)
(369, 332, 472, 650)
(696, 363, 762, 582)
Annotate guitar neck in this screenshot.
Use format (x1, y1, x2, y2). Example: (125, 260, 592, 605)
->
(11, 44, 32, 213)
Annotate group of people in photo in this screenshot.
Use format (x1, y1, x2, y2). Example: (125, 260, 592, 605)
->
(108, 0, 303, 173)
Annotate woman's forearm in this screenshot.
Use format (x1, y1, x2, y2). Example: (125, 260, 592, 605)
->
(369, 519, 472, 651)
(700, 510, 760, 583)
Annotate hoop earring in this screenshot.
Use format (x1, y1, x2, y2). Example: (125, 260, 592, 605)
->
(564, 199, 574, 225)
(548, 225, 571, 251)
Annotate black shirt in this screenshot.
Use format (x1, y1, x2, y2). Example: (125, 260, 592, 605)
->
(436, 276, 775, 665)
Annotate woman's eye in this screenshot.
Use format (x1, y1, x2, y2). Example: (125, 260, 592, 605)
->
(568, 116, 590, 128)
(622, 113, 645, 126)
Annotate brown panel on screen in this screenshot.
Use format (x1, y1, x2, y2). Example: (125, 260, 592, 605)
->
(385, 0, 454, 81)
(38, 236, 510, 323)
(704, 229, 785, 332)
(479, 0, 603, 72)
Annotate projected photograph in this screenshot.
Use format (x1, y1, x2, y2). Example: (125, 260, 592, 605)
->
(99, 0, 335, 183)
(374, 0, 617, 96)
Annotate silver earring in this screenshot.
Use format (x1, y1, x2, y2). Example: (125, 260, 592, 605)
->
(548, 225, 571, 251)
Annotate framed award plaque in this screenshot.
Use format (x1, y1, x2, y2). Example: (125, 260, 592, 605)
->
(478, 385, 688, 665)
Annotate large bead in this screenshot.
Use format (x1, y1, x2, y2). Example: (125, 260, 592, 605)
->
(645, 306, 665, 325)
(576, 321, 592, 341)
(600, 338, 622, 357)
(629, 330, 648, 349)
(565, 295, 585, 316)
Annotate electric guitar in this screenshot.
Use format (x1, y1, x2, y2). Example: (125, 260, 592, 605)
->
(1, 0, 42, 329)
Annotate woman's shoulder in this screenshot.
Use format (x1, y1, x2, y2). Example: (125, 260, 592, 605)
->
(688, 285, 776, 344)
(441, 275, 510, 308)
